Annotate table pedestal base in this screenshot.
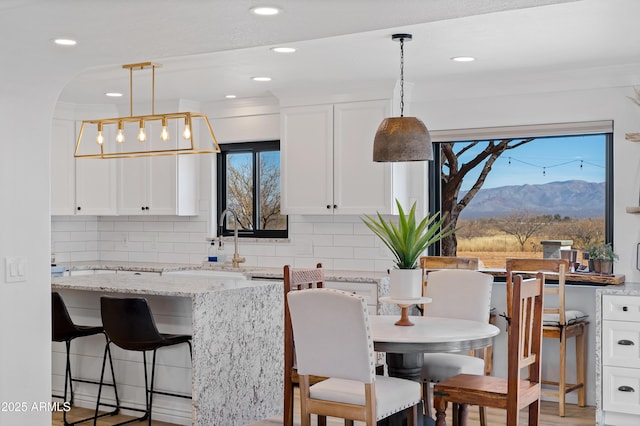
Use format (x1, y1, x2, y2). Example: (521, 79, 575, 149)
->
(378, 353, 434, 426)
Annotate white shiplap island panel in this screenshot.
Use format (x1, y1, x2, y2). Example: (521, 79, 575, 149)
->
(51, 273, 282, 426)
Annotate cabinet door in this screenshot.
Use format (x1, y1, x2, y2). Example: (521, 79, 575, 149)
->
(281, 104, 334, 214)
(118, 156, 148, 214)
(75, 123, 117, 215)
(117, 121, 196, 216)
(333, 100, 392, 214)
(51, 119, 76, 215)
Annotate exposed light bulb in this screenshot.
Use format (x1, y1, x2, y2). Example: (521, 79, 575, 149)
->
(138, 121, 146, 142)
(161, 118, 169, 142)
(183, 117, 191, 140)
(116, 121, 124, 143)
(96, 123, 104, 145)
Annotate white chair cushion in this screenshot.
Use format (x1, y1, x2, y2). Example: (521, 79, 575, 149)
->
(309, 376, 421, 420)
(543, 309, 588, 326)
(424, 270, 493, 323)
(421, 353, 485, 383)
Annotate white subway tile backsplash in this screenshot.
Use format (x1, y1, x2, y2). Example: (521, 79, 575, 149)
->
(172, 242, 206, 254)
(143, 221, 174, 232)
(291, 221, 313, 234)
(69, 231, 97, 242)
(313, 245, 353, 259)
(52, 212, 395, 270)
(333, 258, 376, 272)
(334, 235, 375, 247)
(129, 251, 159, 263)
(157, 232, 190, 243)
(159, 252, 193, 264)
(173, 221, 207, 233)
(51, 231, 71, 242)
(55, 241, 89, 252)
(314, 222, 354, 235)
(113, 221, 144, 232)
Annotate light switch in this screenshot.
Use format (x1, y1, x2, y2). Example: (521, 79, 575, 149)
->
(5, 257, 27, 283)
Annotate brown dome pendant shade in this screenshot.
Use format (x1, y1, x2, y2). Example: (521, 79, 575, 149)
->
(373, 33, 433, 162)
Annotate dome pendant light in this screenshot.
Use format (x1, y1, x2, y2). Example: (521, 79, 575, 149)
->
(373, 33, 433, 162)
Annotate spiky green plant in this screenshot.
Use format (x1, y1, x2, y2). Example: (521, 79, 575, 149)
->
(362, 200, 456, 269)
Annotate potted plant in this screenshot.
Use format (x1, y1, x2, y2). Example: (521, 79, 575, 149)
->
(586, 243, 618, 274)
(362, 199, 456, 299)
(598, 243, 618, 275)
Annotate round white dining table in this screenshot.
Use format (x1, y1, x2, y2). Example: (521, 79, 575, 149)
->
(370, 315, 500, 354)
(369, 315, 500, 426)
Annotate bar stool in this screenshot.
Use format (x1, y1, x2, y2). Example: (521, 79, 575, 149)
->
(51, 292, 120, 426)
(96, 296, 192, 426)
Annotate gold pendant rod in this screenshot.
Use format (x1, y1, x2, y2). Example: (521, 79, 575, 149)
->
(151, 64, 155, 115)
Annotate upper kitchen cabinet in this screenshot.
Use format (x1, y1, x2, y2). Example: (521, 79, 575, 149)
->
(281, 99, 396, 215)
(117, 120, 198, 216)
(74, 121, 118, 215)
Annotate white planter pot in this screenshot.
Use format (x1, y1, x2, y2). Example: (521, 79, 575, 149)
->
(389, 268, 422, 299)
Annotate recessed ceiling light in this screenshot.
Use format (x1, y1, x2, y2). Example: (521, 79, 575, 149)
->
(271, 47, 296, 53)
(451, 56, 475, 62)
(250, 6, 281, 16)
(251, 76, 272, 82)
(105, 92, 123, 97)
(225, 94, 237, 99)
(53, 38, 77, 46)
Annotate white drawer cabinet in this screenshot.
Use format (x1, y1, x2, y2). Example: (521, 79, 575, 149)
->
(598, 294, 640, 425)
(325, 281, 378, 314)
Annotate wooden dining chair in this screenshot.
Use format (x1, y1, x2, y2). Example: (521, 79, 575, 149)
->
(433, 273, 544, 426)
(420, 267, 493, 425)
(287, 288, 421, 426)
(284, 263, 328, 426)
(506, 258, 587, 417)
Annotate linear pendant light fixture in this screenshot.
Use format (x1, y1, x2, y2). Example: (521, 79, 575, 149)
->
(373, 34, 433, 162)
(74, 62, 220, 159)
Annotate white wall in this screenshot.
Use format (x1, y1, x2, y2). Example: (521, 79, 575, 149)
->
(0, 90, 56, 425)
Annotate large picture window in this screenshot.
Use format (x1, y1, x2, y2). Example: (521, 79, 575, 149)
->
(428, 121, 613, 268)
(217, 140, 287, 238)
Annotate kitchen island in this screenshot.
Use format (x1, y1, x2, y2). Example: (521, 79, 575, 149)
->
(51, 273, 282, 426)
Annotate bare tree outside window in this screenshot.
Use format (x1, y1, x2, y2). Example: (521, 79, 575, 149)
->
(218, 141, 287, 238)
(433, 133, 608, 268)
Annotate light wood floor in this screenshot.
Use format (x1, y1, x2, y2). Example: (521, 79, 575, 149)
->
(53, 393, 595, 426)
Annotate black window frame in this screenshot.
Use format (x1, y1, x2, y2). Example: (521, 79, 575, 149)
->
(428, 132, 614, 255)
(216, 140, 288, 239)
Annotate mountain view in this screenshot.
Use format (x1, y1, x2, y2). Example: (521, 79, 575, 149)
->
(459, 180, 605, 219)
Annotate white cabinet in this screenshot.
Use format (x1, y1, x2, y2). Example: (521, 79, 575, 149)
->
(75, 135, 118, 215)
(281, 100, 396, 215)
(598, 294, 640, 425)
(50, 116, 196, 216)
(50, 118, 117, 215)
(118, 122, 198, 215)
(51, 119, 76, 215)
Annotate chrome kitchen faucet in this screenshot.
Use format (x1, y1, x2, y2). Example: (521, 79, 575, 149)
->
(218, 209, 246, 268)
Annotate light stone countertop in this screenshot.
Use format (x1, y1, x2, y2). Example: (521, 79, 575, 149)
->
(58, 261, 392, 284)
(595, 281, 640, 296)
(51, 272, 269, 297)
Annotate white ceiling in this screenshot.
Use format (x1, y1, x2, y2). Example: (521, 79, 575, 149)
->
(5, 0, 640, 109)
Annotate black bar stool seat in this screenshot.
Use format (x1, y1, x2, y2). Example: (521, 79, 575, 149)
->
(51, 292, 120, 426)
(96, 296, 192, 426)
